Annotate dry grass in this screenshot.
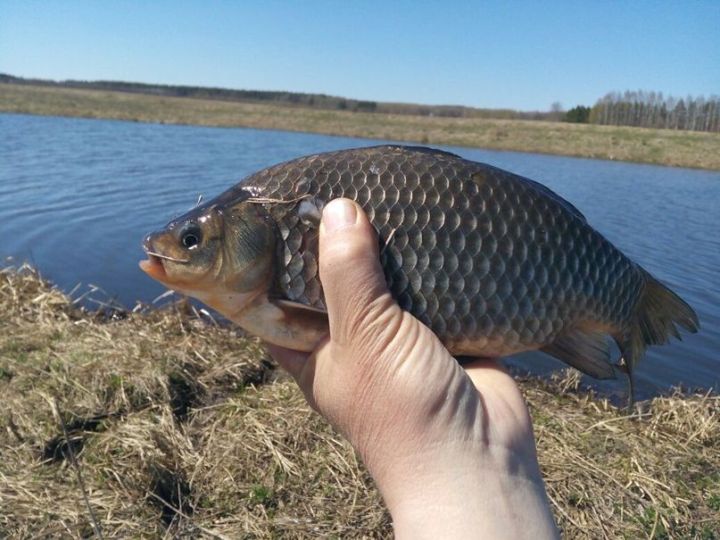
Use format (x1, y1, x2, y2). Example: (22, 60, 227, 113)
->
(2, 83, 720, 170)
(1, 264, 718, 538)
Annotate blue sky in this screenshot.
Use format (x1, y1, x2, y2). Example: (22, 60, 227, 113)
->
(1, 1, 718, 111)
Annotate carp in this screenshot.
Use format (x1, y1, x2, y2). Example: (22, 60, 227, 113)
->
(140, 145, 698, 394)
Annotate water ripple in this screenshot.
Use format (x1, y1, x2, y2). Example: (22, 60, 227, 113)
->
(1, 112, 719, 398)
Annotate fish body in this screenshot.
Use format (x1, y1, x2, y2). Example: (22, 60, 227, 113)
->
(141, 145, 698, 388)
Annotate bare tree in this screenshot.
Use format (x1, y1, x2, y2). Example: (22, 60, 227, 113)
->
(588, 91, 720, 132)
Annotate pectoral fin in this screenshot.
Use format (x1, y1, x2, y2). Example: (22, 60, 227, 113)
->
(541, 330, 617, 380)
(223, 295, 328, 351)
(268, 299, 329, 350)
(274, 299, 328, 315)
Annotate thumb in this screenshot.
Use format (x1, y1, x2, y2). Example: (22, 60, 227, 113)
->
(319, 198, 399, 347)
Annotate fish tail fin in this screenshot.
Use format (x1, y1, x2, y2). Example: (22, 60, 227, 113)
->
(618, 270, 699, 405)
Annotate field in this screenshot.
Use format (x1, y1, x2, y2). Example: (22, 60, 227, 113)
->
(2, 83, 720, 170)
(1, 264, 718, 538)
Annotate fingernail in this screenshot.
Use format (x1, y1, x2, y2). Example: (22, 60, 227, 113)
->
(323, 199, 357, 232)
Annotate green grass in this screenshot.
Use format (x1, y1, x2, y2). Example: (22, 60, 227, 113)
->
(3, 83, 720, 170)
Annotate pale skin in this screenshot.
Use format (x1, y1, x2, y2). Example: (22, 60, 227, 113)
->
(269, 198, 559, 539)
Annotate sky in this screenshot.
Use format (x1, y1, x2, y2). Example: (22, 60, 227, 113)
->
(1, 1, 718, 111)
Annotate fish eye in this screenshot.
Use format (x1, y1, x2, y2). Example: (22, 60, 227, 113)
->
(180, 223, 202, 249)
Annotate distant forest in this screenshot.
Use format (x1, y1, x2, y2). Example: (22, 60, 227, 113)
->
(0, 73, 546, 121)
(2, 74, 718, 132)
(584, 91, 719, 132)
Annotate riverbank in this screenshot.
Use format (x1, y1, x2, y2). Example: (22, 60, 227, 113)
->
(2, 83, 720, 170)
(1, 265, 718, 538)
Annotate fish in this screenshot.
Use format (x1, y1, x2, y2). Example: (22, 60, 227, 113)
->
(140, 145, 699, 395)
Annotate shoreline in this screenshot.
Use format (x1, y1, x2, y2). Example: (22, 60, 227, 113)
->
(1, 264, 718, 537)
(3, 83, 720, 171)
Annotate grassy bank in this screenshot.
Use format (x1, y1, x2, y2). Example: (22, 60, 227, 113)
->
(1, 265, 718, 538)
(3, 83, 720, 170)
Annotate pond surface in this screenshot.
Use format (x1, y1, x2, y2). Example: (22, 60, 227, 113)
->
(2, 112, 718, 399)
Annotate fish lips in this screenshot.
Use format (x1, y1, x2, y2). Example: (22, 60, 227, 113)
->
(139, 233, 169, 281)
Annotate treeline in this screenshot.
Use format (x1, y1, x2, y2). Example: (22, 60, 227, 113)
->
(565, 91, 720, 132)
(4, 74, 717, 131)
(0, 73, 382, 111)
(0, 73, 553, 121)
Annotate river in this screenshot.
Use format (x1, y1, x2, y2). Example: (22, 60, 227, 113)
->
(1, 112, 718, 400)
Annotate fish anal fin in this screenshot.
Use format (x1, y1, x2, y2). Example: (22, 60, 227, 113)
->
(541, 330, 617, 380)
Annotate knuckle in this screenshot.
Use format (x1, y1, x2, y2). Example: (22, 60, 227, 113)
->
(330, 288, 393, 345)
(349, 294, 401, 348)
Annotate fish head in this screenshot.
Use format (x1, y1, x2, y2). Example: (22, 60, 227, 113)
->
(140, 190, 275, 311)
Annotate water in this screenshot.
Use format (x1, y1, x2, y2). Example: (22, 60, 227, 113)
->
(2, 113, 718, 399)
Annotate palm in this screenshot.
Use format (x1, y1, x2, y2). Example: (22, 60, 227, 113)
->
(273, 300, 537, 478)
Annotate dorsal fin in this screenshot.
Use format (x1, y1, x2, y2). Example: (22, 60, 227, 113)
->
(388, 145, 464, 159)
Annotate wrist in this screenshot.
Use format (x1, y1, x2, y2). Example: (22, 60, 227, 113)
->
(371, 443, 558, 540)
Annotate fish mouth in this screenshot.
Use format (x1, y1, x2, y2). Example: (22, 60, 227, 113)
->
(139, 233, 186, 281)
(139, 252, 168, 281)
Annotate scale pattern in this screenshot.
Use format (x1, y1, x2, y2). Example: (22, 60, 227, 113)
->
(242, 145, 645, 356)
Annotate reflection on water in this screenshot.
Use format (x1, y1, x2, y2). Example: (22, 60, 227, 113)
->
(1, 113, 718, 399)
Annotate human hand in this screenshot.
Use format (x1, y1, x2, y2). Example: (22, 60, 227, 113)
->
(269, 199, 558, 539)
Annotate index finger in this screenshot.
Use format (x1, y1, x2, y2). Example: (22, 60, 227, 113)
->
(266, 344, 310, 381)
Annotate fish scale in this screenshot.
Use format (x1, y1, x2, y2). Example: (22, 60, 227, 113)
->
(242, 145, 642, 356)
